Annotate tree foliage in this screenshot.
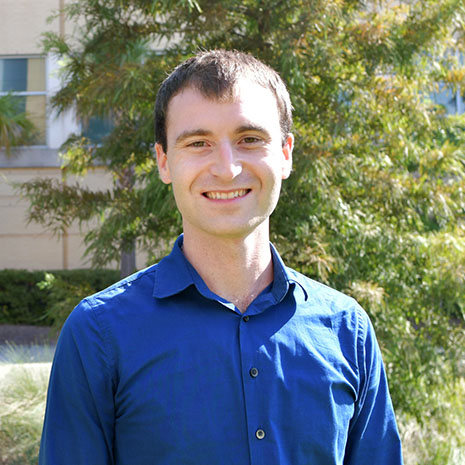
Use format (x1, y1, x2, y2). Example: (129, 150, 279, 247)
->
(18, 0, 465, 448)
(0, 94, 37, 155)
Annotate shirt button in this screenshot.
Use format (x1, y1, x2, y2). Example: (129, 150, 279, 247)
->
(249, 367, 259, 378)
(255, 429, 265, 440)
(243, 316, 250, 322)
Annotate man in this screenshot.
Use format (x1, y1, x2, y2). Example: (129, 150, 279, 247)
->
(39, 50, 403, 464)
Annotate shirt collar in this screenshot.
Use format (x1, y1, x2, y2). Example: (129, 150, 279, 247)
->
(153, 234, 305, 304)
(269, 242, 291, 304)
(153, 235, 194, 298)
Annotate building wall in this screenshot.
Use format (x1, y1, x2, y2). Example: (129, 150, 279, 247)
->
(0, 166, 115, 270)
(0, 0, 60, 55)
(0, 1, 148, 271)
(0, 160, 149, 271)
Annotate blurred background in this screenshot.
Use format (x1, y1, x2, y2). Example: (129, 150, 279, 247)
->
(0, 1, 464, 464)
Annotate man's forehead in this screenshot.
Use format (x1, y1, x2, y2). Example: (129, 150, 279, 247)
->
(161, 78, 284, 152)
(169, 78, 276, 108)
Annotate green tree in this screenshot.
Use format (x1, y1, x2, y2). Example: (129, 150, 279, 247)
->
(0, 93, 36, 155)
(20, 3, 182, 276)
(19, 0, 465, 458)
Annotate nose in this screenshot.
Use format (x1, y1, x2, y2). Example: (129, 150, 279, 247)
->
(210, 141, 242, 179)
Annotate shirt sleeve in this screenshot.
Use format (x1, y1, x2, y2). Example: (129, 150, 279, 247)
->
(39, 298, 116, 465)
(343, 309, 404, 464)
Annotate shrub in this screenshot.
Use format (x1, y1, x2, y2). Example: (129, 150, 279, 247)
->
(0, 269, 119, 326)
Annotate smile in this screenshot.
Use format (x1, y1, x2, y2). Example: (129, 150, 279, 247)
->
(203, 189, 250, 200)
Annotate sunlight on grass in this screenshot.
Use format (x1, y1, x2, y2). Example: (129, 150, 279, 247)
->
(400, 376, 465, 465)
(0, 342, 56, 364)
(0, 343, 54, 465)
(0, 363, 51, 465)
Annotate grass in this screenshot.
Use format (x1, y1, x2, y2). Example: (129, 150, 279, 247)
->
(0, 342, 56, 364)
(0, 344, 464, 464)
(0, 344, 53, 465)
(399, 375, 465, 465)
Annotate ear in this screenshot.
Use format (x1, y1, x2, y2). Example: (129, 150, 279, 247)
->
(281, 133, 294, 180)
(155, 143, 172, 184)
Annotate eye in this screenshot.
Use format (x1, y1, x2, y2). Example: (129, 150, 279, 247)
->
(241, 136, 262, 144)
(188, 140, 208, 148)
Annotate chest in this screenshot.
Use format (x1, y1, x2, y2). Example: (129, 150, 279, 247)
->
(109, 301, 358, 464)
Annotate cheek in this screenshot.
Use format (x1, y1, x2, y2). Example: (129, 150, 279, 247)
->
(171, 179, 188, 204)
(169, 167, 199, 209)
(260, 159, 285, 186)
(257, 164, 283, 204)
(170, 185, 192, 220)
(268, 179, 283, 204)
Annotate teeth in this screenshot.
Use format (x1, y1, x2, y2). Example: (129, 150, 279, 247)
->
(205, 189, 248, 200)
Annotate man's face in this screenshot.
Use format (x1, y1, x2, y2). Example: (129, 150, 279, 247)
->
(155, 78, 293, 241)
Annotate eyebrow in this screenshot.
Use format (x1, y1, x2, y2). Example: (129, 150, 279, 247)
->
(174, 124, 272, 146)
(236, 124, 271, 139)
(174, 129, 213, 146)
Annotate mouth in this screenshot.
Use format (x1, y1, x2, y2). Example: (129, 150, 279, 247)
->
(203, 189, 251, 200)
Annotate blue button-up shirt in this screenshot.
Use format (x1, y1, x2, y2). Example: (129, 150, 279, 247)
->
(39, 235, 403, 464)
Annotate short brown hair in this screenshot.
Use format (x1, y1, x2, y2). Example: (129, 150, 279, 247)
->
(155, 49, 293, 152)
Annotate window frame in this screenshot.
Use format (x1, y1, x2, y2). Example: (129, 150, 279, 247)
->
(0, 54, 48, 147)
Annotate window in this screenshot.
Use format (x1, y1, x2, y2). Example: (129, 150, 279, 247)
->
(0, 57, 47, 145)
(432, 84, 464, 115)
(432, 51, 465, 116)
(82, 116, 114, 143)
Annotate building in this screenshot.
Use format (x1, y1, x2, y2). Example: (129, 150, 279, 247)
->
(0, 0, 145, 271)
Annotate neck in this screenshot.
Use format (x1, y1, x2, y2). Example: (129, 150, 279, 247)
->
(182, 226, 273, 312)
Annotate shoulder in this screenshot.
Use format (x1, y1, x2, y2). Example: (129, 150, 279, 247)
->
(286, 267, 362, 312)
(57, 263, 162, 368)
(88, 263, 158, 307)
(285, 267, 371, 336)
(65, 263, 160, 329)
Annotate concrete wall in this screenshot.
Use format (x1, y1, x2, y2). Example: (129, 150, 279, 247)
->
(0, 0, 60, 55)
(0, 162, 149, 271)
(0, 1, 149, 272)
(0, 166, 115, 270)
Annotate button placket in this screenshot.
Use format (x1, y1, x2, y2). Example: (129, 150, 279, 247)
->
(238, 311, 269, 462)
(239, 313, 260, 453)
